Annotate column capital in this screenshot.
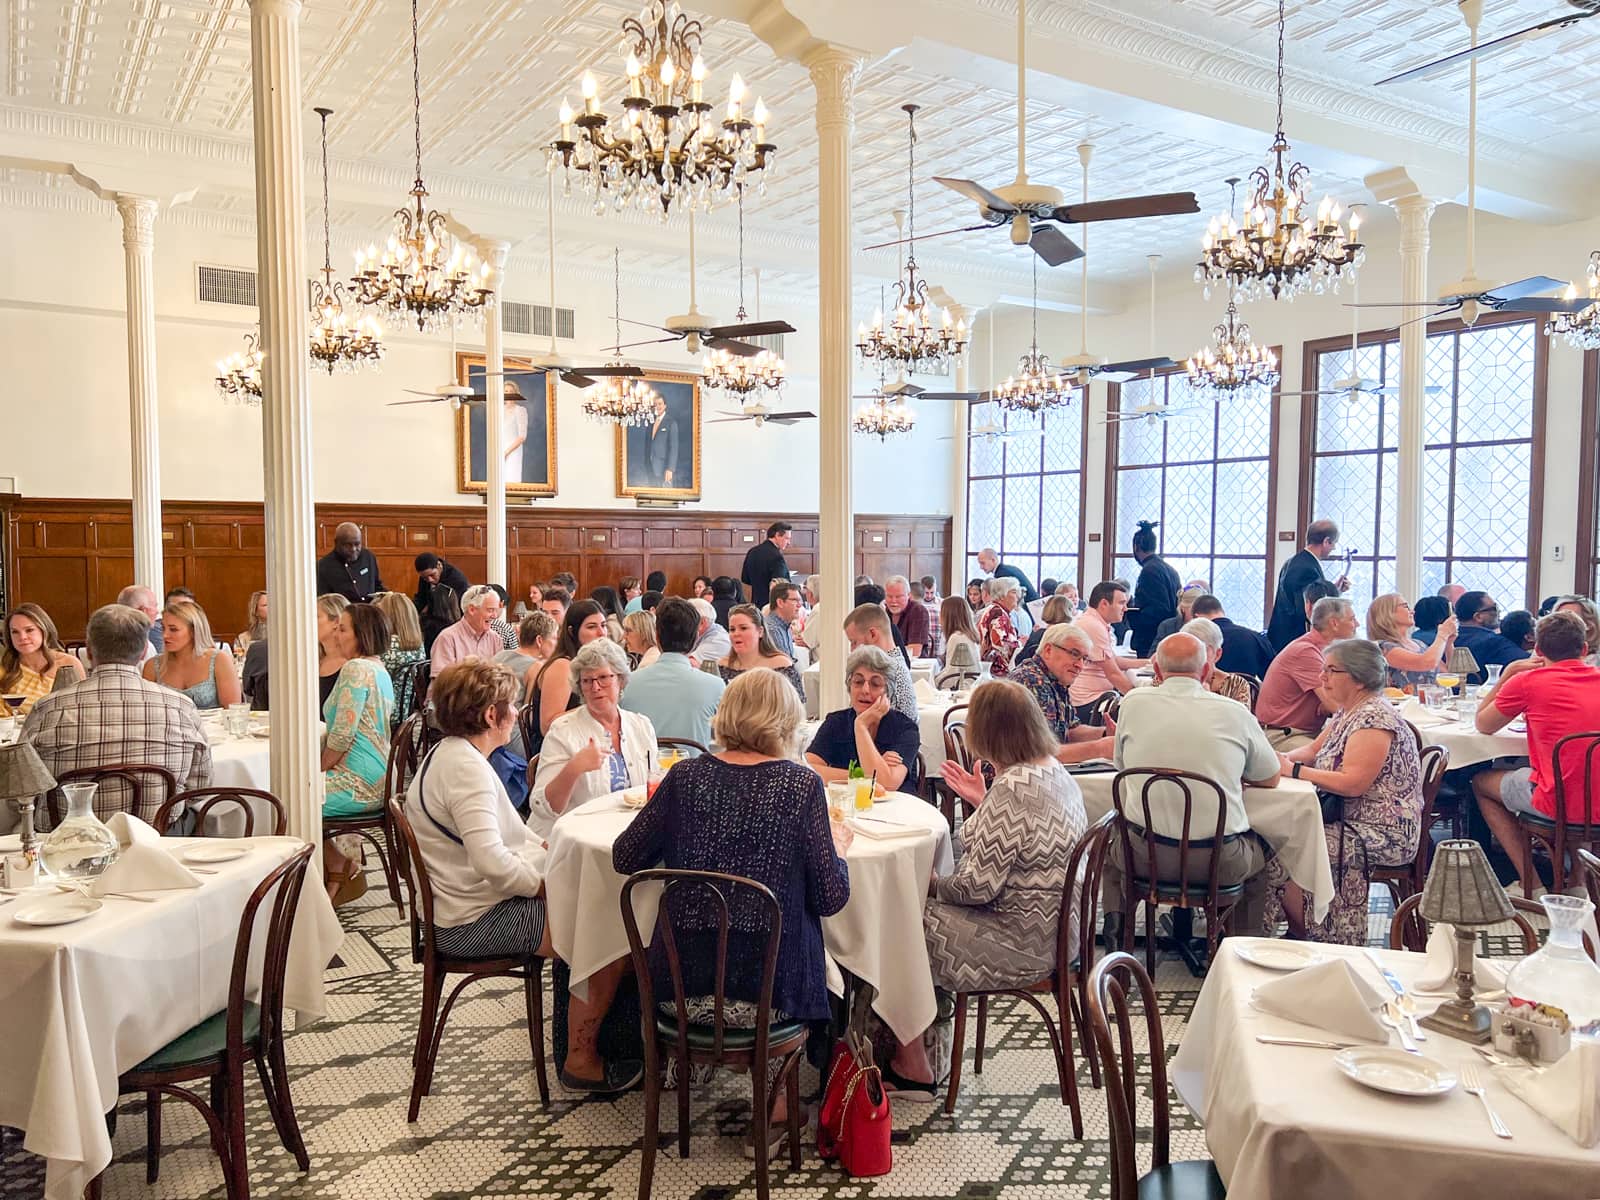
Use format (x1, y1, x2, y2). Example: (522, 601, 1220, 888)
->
(114, 193, 160, 249)
(805, 45, 863, 127)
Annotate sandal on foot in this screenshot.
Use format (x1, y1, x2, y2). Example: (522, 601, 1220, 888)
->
(559, 1058, 644, 1096)
(882, 1064, 938, 1102)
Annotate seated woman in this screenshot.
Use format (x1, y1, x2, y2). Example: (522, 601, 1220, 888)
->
(528, 639, 657, 839)
(887, 679, 1087, 1096)
(405, 658, 638, 1094)
(316, 593, 350, 706)
(2, 603, 84, 716)
(526, 599, 608, 753)
(321, 603, 395, 903)
(143, 599, 241, 709)
(589, 585, 627, 644)
(1182, 616, 1254, 707)
(621, 610, 660, 670)
(1268, 638, 1423, 944)
(1015, 594, 1072, 665)
(238, 590, 268, 655)
(1368, 592, 1456, 692)
(374, 591, 428, 725)
(613, 668, 850, 1140)
(805, 646, 921, 793)
(719, 604, 803, 699)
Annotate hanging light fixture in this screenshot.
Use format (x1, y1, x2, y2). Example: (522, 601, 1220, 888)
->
(993, 256, 1074, 414)
(349, 0, 494, 332)
(309, 108, 383, 373)
(547, 1, 776, 219)
(853, 354, 917, 440)
(1549, 251, 1600, 350)
(1185, 300, 1280, 394)
(856, 105, 969, 374)
(1194, 0, 1364, 302)
(703, 187, 786, 399)
(585, 249, 661, 426)
(216, 331, 264, 405)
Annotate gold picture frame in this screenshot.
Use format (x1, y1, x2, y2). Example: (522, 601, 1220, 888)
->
(455, 352, 559, 498)
(615, 370, 702, 500)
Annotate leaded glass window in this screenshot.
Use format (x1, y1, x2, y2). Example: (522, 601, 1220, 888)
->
(964, 401, 1083, 594)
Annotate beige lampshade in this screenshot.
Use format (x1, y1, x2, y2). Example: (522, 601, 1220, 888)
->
(1419, 839, 1514, 927)
(1446, 646, 1480, 679)
(0, 741, 56, 801)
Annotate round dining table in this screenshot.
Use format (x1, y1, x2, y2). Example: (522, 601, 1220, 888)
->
(543, 788, 954, 1043)
(1397, 698, 1529, 769)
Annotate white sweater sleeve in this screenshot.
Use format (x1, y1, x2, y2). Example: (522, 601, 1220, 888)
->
(429, 746, 544, 897)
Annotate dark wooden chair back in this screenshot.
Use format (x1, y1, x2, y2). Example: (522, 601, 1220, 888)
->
(385, 712, 439, 802)
(516, 701, 542, 763)
(1062, 812, 1116, 976)
(1087, 952, 1171, 1200)
(154, 787, 287, 838)
(1403, 718, 1425, 754)
(388, 798, 435, 965)
(1084, 690, 1121, 728)
(228, 844, 314, 1067)
(942, 704, 972, 771)
(1111, 767, 1232, 908)
(51, 763, 179, 828)
(1551, 731, 1600, 845)
(1578, 847, 1600, 912)
(394, 658, 431, 723)
(657, 736, 711, 759)
(1241, 673, 1262, 713)
(1388, 892, 1542, 955)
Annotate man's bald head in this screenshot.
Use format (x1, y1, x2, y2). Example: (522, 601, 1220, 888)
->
(333, 523, 363, 562)
(1153, 632, 1208, 679)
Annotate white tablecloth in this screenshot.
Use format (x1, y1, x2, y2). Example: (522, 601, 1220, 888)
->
(802, 660, 937, 719)
(544, 790, 953, 1043)
(1073, 773, 1336, 923)
(1172, 939, 1600, 1199)
(0, 835, 344, 1200)
(1399, 700, 1529, 769)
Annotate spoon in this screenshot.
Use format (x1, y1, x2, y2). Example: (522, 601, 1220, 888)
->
(1381, 1003, 1419, 1054)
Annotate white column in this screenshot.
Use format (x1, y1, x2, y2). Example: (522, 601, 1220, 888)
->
(115, 194, 163, 599)
(948, 304, 970, 593)
(249, 0, 321, 844)
(807, 46, 862, 716)
(479, 240, 511, 587)
(1389, 194, 1435, 600)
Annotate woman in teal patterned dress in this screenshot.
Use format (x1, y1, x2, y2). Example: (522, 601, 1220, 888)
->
(321, 603, 395, 903)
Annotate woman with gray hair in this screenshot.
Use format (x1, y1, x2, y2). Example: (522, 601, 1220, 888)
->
(804, 645, 921, 792)
(977, 576, 1023, 678)
(528, 638, 658, 839)
(1181, 616, 1254, 708)
(1268, 637, 1423, 944)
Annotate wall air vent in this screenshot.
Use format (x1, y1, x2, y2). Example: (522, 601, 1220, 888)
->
(196, 264, 258, 307)
(501, 301, 575, 340)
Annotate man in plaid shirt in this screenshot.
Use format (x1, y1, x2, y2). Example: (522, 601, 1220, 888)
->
(913, 577, 942, 659)
(23, 605, 211, 827)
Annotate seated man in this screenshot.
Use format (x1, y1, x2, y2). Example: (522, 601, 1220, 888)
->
(1453, 590, 1532, 685)
(21, 604, 211, 827)
(1104, 633, 1281, 947)
(430, 585, 507, 674)
(620, 598, 726, 749)
(1006, 623, 1116, 764)
(1471, 611, 1600, 896)
(764, 580, 801, 660)
(1191, 594, 1273, 679)
(1067, 580, 1149, 720)
(688, 597, 731, 666)
(1255, 596, 1357, 750)
(843, 603, 918, 720)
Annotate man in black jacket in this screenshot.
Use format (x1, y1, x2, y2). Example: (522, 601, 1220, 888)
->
(413, 552, 471, 612)
(315, 523, 385, 602)
(1128, 520, 1180, 658)
(1192, 594, 1274, 677)
(740, 521, 792, 607)
(1266, 519, 1348, 651)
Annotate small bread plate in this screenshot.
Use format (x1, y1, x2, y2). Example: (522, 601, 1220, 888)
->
(181, 844, 250, 865)
(13, 892, 104, 926)
(1234, 941, 1331, 972)
(1333, 1047, 1456, 1097)
(620, 787, 649, 810)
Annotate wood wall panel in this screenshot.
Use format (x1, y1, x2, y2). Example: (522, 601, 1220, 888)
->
(1, 498, 950, 639)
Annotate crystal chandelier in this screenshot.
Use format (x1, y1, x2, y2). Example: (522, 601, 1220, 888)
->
(585, 249, 660, 426)
(216, 332, 263, 406)
(993, 257, 1074, 414)
(703, 188, 785, 398)
(1549, 251, 1600, 350)
(309, 108, 383, 373)
(349, 0, 494, 332)
(548, 1, 775, 218)
(1194, 0, 1364, 303)
(853, 387, 917, 440)
(856, 105, 969, 374)
(1185, 301, 1280, 393)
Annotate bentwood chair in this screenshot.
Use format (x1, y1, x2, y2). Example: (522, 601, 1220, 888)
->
(1516, 731, 1600, 896)
(933, 704, 972, 832)
(1087, 952, 1226, 1200)
(1389, 893, 1544, 955)
(622, 869, 807, 1200)
(387, 799, 550, 1120)
(392, 658, 431, 726)
(944, 812, 1116, 1128)
(1369, 745, 1449, 905)
(154, 787, 288, 838)
(1239, 674, 1262, 715)
(656, 736, 712, 759)
(88, 844, 315, 1200)
(1577, 848, 1600, 961)
(1083, 691, 1121, 728)
(49, 763, 179, 829)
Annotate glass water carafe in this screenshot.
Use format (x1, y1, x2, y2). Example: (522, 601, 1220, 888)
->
(1503, 894, 1600, 1037)
(40, 783, 121, 881)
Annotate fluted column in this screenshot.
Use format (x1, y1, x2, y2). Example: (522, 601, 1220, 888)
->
(948, 303, 970, 593)
(115, 195, 163, 599)
(1390, 194, 1435, 601)
(479, 240, 511, 587)
(807, 46, 862, 716)
(249, 0, 321, 844)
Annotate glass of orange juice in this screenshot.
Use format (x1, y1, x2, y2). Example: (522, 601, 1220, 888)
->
(1436, 672, 1461, 695)
(854, 778, 874, 812)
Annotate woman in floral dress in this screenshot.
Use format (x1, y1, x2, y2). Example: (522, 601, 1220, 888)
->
(977, 577, 1024, 678)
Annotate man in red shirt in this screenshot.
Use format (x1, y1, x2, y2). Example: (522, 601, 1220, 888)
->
(1472, 611, 1600, 895)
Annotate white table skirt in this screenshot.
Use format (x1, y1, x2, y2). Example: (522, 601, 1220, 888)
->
(1073, 773, 1335, 923)
(1172, 939, 1600, 1199)
(0, 835, 344, 1200)
(1400, 700, 1529, 769)
(544, 790, 953, 1043)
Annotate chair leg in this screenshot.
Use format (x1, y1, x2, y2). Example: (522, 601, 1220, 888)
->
(1043, 996, 1083, 1140)
(1070, 972, 1101, 1090)
(751, 1062, 771, 1200)
(408, 965, 443, 1122)
(259, 1039, 309, 1171)
(145, 1090, 161, 1183)
(637, 1052, 662, 1200)
(974, 995, 989, 1074)
(369, 821, 406, 919)
(1143, 900, 1157, 976)
(945, 993, 968, 1115)
(525, 962, 550, 1107)
(222, 1059, 250, 1200)
(677, 1053, 692, 1160)
(785, 1056, 802, 1171)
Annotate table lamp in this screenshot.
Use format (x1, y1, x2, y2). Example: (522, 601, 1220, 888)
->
(1418, 839, 1514, 1042)
(0, 741, 55, 862)
(1446, 646, 1480, 687)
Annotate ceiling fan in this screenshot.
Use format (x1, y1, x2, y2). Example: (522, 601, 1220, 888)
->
(1377, 0, 1600, 85)
(861, 0, 1198, 267)
(1104, 398, 1216, 427)
(613, 208, 795, 357)
(707, 400, 815, 427)
(940, 418, 1035, 444)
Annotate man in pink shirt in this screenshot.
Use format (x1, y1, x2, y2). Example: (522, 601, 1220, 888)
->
(430, 584, 507, 674)
(1255, 596, 1358, 750)
(1068, 581, 1149, 715)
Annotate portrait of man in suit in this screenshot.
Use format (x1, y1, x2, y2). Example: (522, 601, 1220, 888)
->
(619, 373, 699, 500)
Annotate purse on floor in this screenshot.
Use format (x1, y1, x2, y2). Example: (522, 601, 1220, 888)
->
(816, 1030, 892, 1176)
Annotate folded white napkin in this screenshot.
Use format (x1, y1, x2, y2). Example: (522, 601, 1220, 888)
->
(849, 814, 927, 840)
(913, 677, 942, 703)
(1253, 958, 1389, 1042)
(1413, 924, 1511, 995)
(92, 813, 202, 895)
(1496, 1037, 1600, 1147)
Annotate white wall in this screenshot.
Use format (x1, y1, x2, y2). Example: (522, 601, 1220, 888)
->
(0, 205, 952, 516)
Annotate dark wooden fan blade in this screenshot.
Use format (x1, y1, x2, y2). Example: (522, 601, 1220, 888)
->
(933, 176, 1017, 213)
(915, 391, 991, 402)
(766, 412, 817, 424)
(882, 380, 924, 397)
(611, 337, 681, 351)
(560, 372, 596, 389)
(862, 223, 991, 253)
(1030, 224, 1084, 267)
(707, 417, 751, 423)
(1095, 356, 1178, 381)
(1495, 295, 1593, 314)
(704, 336, 761, 357)
(387, 398, 444, 406)
(1484, 275, 1569, 303)
(1345, 301, 1448, 308)
(1376, 12, 1589, 85)
(618, 316, 675, 333)
(1049, 192, 1201, 224)
(570, 365, 643, 376)
(706, 319, 795, 339)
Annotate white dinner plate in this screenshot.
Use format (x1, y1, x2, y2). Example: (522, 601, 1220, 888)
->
(1333, 1048, 1457, 1097)
(181, 844, 249, 865)
(1233, 941, 1330, 972)
(12, 892, 103, 926)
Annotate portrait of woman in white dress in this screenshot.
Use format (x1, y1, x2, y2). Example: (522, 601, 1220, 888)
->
(501, 380, 529, 482)
(455, 355, 555, 497)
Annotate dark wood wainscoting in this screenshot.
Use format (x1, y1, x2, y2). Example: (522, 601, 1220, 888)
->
(1, 498, 950, 639)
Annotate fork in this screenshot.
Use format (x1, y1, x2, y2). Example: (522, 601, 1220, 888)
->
(1381, 1003, 1419, 1053)
(1460, 1063, 1513, 1139)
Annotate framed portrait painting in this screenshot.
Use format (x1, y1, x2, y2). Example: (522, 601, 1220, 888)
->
(616, 370, 701, 501)
(455, 351, 558, 498)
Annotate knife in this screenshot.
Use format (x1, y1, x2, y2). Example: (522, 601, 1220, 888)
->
(1364, 948, 1427, 1041)
(1255, 1035, 1357, 1049)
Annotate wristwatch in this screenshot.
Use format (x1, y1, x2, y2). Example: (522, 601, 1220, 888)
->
(1291, 762, 1304, 779)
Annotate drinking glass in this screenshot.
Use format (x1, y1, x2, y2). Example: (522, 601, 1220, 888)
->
(826, 781, 851, 824)
(646, 767, 666, 802)
(854, 778, 874, 812)
(1420, 685, 1447, 714)
(224, 703, 250, 738)
(1435, 671, 1461, 695)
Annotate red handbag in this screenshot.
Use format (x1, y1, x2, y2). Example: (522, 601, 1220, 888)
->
(816, 1034, 892, 1176)
(816, 1038, 857, 1161)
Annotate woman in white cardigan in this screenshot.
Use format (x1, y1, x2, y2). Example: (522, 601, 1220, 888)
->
(528, 638, 658, 840)
(405, 658, 638, 1095)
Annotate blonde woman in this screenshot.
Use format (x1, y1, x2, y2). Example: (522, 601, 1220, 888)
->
(1, 604, 83, 716)
(621, 609, 660, 670)
(374, 591, 427, 721)
(143, 599, 241, 709)
(317, 593, 350, 706)
(238, 590, 268, 654)
(1367, 593, 1457, 692)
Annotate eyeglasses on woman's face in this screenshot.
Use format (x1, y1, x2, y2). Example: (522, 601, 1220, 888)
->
(1319, 663, 1349, 678)
(579, 672, 619, 690)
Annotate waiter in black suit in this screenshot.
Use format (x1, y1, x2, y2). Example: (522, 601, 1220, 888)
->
(1267, 518, 1349, 651)
(315, 522, 385, 602)
(1128, 520, 1181, 658)
(740, 521, 792, 608)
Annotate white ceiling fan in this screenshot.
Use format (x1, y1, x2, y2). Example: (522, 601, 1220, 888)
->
(386, 317, 477, 408)
(1378, 0, 1600, 84)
